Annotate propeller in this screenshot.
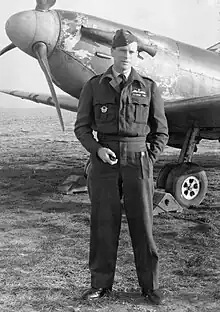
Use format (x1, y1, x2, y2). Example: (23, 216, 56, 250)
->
(81, 26, 157, 57)
(35, 0, 56, 11)
(0, 43, 16, 56)
(1, 4, 64, 131)
(33, 42, 65, 131)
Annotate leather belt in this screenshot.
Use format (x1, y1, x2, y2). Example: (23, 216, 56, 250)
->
(97, 133, 146, 142)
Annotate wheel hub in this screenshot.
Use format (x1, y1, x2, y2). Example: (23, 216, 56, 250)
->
(181, 175, 200, 200)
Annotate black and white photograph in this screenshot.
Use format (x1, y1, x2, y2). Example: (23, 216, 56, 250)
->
(0, 1, 219, 311)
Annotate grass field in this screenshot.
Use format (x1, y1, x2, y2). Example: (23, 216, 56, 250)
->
(0, 107, 219, 312)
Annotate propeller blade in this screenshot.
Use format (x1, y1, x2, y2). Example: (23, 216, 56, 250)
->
(0, 43, 16, 56)
(81, 26, 157, 57)
(35, 0, 56, 11)
(33, 42, 65, 131)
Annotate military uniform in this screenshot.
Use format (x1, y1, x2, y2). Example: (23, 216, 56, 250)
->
(74, 65, 169, 293)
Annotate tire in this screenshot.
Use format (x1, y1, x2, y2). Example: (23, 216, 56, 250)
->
(165, 162, 208, 208)
(156, 163, 178, 189)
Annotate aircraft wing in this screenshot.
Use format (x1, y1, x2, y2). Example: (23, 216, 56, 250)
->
(0, 90, 78, 112)
(207, 42, 220, 53)
(1, 89, 220, 132)
(165, 93, 220, 132)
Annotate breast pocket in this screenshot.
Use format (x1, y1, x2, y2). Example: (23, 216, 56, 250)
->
(131, 96, 150, 124)
(94, 100, 117, 123)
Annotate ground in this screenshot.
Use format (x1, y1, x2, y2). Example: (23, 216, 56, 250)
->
(0, 106, 219, 312)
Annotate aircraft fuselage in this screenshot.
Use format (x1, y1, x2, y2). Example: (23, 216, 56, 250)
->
(51, 10, 220, 101)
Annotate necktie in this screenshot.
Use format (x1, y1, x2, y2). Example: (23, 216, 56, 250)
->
(119, 74, 126, 91)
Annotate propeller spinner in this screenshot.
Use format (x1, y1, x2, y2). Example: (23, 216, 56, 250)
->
(0, 0, 65, 131)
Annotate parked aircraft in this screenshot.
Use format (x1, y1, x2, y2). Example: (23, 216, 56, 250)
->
(1, 0, 220, 208)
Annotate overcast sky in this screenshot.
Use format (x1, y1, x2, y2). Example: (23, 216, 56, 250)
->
(0, 0, 220, 107)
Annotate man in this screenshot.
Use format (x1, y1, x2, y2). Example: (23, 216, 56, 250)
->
(74, 29, 169, 305)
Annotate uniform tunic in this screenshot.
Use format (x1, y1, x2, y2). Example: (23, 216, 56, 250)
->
(74, 66, 169, 291)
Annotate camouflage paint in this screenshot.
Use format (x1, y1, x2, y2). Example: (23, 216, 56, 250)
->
(56, 11, 96, 72)
(55, 10, 220, 101)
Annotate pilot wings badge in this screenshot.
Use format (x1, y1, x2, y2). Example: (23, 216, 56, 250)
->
(132, 89, 147, 97)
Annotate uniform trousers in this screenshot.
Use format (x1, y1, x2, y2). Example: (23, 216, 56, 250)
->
(88, 138, 159, 292)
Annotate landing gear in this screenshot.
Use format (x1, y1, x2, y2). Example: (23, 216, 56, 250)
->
(156, 127, 208, 208)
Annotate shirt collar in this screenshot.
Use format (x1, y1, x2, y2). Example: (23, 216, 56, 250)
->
(99, 65, 147, 88)
(111, 66, 131, 80)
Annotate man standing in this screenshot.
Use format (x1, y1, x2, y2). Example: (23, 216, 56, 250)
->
(74, 29, 169, 305)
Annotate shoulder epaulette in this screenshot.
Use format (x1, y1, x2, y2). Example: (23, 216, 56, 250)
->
(90, 74, 101, 81)
(142, 76, 154, 83)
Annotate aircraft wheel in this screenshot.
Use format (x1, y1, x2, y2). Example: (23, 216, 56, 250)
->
(156, 163, 178, 189)
(165, 162, 208, 208)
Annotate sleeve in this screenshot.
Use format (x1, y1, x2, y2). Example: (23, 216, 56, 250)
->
(74, 80, 102, 155)
(147, 81, 169, 163)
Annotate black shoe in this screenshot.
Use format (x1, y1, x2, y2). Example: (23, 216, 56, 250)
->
(142, 289, 163, 305)
(82, 287, 112, 300)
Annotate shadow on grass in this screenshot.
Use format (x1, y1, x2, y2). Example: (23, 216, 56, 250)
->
(0, 161, 92, 214)
(41, 200, 90, 214)
(113, 290, 146, 304)
(73, 290, 151, 310)
(189, 205, 220, 212)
